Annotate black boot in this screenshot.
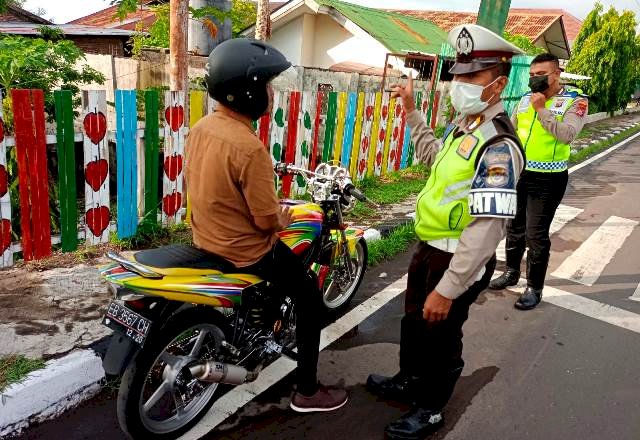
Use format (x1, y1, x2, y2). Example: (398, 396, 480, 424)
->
(488, 268, 520, 290)
(366, 372, 416, 403)
(514, 286, 542, 310)
(384, 407, 444, 440)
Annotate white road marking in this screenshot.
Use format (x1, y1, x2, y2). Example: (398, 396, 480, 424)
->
(567, 130, 640, 175)
(628, 283, 640, 302)
(496, 204, 583, 262)
(551, 216, 638, 286)
(180, 275, 409, 439)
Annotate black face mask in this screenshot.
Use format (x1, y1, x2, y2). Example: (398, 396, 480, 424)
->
(529, 75, 550, 93)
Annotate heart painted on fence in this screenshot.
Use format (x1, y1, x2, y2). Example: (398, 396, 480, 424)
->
(86, 206, 110, 237)
(393, 126, 399, 140)
(365, 106, 373, 121)
(0, 219, 11, 254)
(362, 136, 369, 152)
(382, 105, 388, 120)
(378, 128, 386, 143)
(395, 104, 402, 117)
(83, 111, 107, 145)
(163, 192, 182, 217)
(165, 105, 185, 132)
(422, 100, 429, 113)
(0, 117, 5, 144)
(0, 164, 7, 198)
(163, 154, 183, 181)
(358, 159, 366, 175)
(376, 151, 382, 166)
(85, 159, 108, 192)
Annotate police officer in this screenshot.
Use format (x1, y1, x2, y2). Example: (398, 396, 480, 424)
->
(366, 24, 524, 439)
(490, 53, 589, 310)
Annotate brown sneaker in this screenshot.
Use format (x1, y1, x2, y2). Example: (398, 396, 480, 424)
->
(290, 385, 348, 413)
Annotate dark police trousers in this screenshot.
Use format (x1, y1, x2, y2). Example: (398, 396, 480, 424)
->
(400, 242, 496, 410)
(505, 170, 568, 288)
(243, 240, 322, 396)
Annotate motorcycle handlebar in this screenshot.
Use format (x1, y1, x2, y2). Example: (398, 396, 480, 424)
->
(345, 184, 367, 202)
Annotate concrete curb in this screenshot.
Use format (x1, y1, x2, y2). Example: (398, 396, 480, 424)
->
(0, 350, 105, 437)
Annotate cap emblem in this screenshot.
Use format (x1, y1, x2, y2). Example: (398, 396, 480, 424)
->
(456, 27, 474, 56)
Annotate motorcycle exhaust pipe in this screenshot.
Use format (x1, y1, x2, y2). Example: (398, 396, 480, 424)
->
(189, 362, 259, 385)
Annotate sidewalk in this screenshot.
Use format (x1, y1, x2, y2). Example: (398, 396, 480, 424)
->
(2, 110, 640, 436)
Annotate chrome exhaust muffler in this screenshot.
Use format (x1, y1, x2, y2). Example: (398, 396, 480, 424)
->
(189, 362, 259, 385)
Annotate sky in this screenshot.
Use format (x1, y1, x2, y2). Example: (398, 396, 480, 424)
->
(22, 0, 640, 24)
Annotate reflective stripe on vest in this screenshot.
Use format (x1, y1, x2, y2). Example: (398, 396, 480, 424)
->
(415, 121, 495, 242)
(516, 87, 582, 173)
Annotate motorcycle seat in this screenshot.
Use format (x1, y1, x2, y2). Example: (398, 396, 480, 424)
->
(134, 244, 236, 272)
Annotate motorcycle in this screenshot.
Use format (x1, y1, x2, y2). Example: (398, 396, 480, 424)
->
(99, 163, 371, 439)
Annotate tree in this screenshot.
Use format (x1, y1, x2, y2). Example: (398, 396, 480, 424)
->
(566, 2, 640, 115)
(503, 32, 544, 56)
(255, 0, 270, 40)
(130, 0, 257, 55)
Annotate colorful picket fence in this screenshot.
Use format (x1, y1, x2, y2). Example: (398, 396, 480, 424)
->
(0, 87, 439, 267)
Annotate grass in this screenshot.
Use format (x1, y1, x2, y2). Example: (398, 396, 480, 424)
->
(110, 222, 192, 251)
(0, 355, 46, 392)
(569, 124, 640, 164)
(575, 126, 596, 140)
(367, 222, 417, 266)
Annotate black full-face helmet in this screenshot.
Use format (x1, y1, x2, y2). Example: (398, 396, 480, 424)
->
(205, 39, 291, 120)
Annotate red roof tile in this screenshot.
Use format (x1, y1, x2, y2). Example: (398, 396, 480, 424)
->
(510, 8, 583, 42)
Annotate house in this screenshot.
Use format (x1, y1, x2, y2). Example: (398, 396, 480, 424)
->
(393, 8, 579, 59)
(0, 4, 136, 56)
(241, 0, 448, 78)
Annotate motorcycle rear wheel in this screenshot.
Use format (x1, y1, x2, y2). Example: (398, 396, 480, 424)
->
(117, 307, 226, 439)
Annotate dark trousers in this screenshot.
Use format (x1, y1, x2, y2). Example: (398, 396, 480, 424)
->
(243, 240, 322, 395)
(400, 242, 496, 410)
(505, 170, 568, 289)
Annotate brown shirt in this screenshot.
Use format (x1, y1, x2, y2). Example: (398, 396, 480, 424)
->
(185, 111, 279, 267)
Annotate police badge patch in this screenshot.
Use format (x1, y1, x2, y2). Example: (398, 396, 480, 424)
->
(456, 134, 479, 160)
(456, 27, 474, 56)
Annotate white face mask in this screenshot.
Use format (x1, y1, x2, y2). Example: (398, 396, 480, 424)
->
(450, 77, 500, 116)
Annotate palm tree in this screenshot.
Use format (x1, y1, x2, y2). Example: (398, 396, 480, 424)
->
(255, 0, 270, 40)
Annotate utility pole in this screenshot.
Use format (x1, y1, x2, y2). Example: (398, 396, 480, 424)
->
(255, 0, 270, 41)
(170, 0, 189, 92)
(476, 0, 511, 35)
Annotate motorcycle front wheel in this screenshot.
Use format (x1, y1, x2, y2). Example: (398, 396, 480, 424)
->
(320, 239, 367, 316)
(117, 307, 226, 439)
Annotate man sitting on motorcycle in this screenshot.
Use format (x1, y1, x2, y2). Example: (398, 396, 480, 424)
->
(185, 38, 348, 413)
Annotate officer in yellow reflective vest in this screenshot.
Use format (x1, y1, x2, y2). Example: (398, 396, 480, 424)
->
(490, 53, 589, 310)
(367, 24, 525, 439)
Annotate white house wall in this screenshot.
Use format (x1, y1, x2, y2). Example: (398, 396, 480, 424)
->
(269, 14, 305, 66)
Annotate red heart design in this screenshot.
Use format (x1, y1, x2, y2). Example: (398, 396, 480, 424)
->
(0, 218, 11, 254)
(390, 151, 396, 163)
(378, 128, 386, 143)
(0, 117, 5, 144)
(0, 164, 7, 198)
(362, 137, 369, 152)
(162, 192, 182, 217)
(358, 159, 366, 175)
(85, 159, 108, 192)
(395, 104, 402, 117)
(163, 154, 183, 182)
(86, 206, 110, 238)
(382, 105, 388, 120)
(393, 126, 399, 140)
(165, 105, 185, 132)
(376, 151, 382, 166)
(83, 111, 107, 145)
(422, 100, 429, 112)
(365, 106, 373, 121)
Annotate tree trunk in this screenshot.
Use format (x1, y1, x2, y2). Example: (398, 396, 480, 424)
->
(170, 0, 189, 92)
(255, 0, 271, 41)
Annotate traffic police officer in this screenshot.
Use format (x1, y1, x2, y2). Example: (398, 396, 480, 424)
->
(367, 24, 525, 439)
(490, 53, 589, 310)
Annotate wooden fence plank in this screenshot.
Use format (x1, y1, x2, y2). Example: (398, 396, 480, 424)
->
(356, 92, 375, 180)
(340, 92, 357, 168)
(387, 99, 404, 173)
(258, 113, 270, 148)
(189, 90, 206, 128)
(144, 90, 160, 226)
(116, 90, 138, 237)
(54, 90, 78, 252)
(396, 106, 407, 171)
(333, 92, 347, 164)
(269, 91, 288, 164)
(11, 89, 51, 260)
(282, 91, 301, 198)
(381, 96, 396, 175)
(162, 91, 186, 225)
(0, 91, 12, 267)
(310, 91, 324, 172)
(350, 92, 365, 178)
(293, 91, 315, 195)
(368, 92, 383, 177)
(82, 90, 110, 245)
(322, 92, 337, 163)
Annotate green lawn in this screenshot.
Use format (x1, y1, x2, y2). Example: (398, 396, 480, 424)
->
(367, 222, 417, 266)
(0, 355, 46, 392)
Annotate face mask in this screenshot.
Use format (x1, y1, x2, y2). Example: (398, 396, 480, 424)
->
(450, 77, 499, 116)
(529, 75, 549, 93)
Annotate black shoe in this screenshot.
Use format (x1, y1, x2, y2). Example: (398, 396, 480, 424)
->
(488, 269, 520, 290)
(385, 407, 444, 440)
(514, 287, 542, 310)
(366, 372, 416, 403)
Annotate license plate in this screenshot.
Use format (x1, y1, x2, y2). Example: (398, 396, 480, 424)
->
(103, 301, 152, 346)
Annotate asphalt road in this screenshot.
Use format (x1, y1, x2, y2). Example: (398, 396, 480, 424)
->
(16, 135, 640, 440)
